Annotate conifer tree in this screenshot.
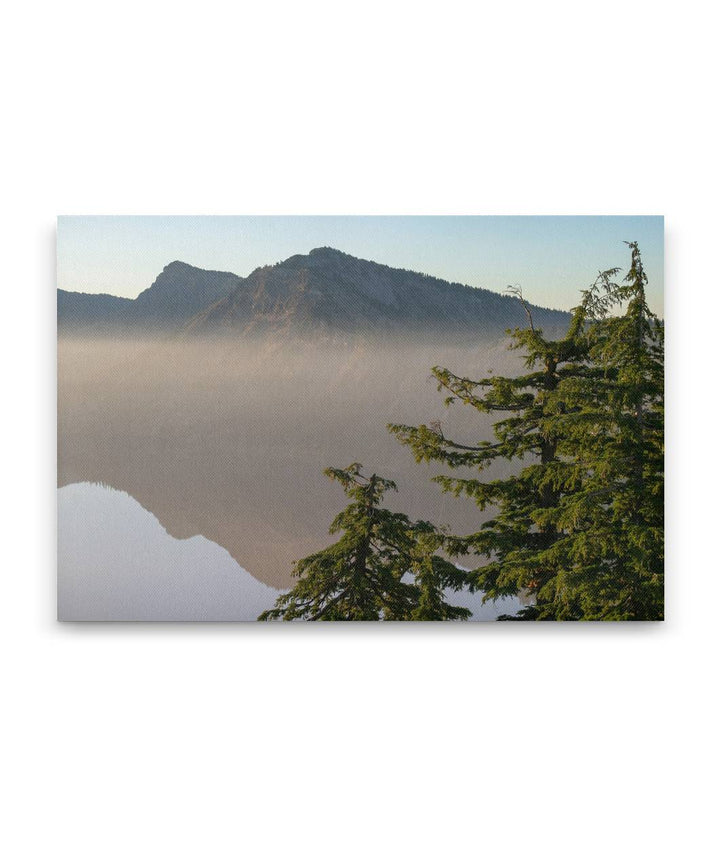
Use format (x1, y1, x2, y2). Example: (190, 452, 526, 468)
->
(408, 524, 471, 620)
(258, 464, 470, 621)
(389, 243, 663, 620)
(540, 242, 664, 619)
(388, 284, 601, 618)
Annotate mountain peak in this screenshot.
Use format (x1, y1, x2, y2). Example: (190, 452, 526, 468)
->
(131, 261, 242, 323)
(307, 246, 349, 259)
(162, 260, 202, 273)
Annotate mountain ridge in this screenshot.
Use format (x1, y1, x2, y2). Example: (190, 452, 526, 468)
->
(58, 247, 571, 340)
(58, 261, 242, 333)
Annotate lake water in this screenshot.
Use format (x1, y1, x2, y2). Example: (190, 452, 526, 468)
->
(58, 482, 520, 621)
(58, 337, 523, 621)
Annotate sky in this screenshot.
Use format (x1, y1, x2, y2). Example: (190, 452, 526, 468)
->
(57, 215, 664, 315)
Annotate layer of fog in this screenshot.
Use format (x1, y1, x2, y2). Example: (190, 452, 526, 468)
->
(58, 336, 524, 590)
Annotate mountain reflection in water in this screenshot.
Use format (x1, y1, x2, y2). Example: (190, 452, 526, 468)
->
(58, 482, 280, 620)
(58, 337, 522, 619)
(58, 483, 520, 621)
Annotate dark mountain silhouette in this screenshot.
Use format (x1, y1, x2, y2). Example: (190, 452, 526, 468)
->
(58, 248, 570, 340)
(57, 289, 134, 332)
(58, 261, 241, 333)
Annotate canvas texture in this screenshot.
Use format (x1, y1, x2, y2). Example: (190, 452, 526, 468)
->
(57, 216, 664, 621)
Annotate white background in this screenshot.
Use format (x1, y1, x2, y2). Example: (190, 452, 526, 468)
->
(1, 2, 717, 854)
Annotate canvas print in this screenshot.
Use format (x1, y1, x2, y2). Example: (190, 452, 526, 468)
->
(57, 216, 664, 621)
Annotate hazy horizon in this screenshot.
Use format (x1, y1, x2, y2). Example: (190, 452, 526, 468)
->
(57, 215, 664, 316)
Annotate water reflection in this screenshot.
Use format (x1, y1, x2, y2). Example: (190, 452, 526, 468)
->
(58, 483, 520, 621)
(58, 482, 280, 620)
(58, 337, 521, 615)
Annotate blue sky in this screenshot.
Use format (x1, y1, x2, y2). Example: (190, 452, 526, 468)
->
(57, 215, 664, 315)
